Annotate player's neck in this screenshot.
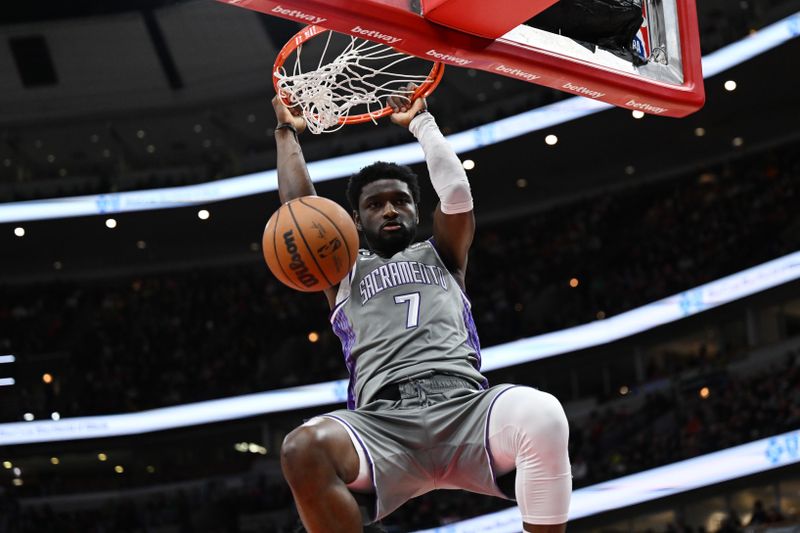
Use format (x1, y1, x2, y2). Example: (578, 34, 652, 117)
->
(372, 246, 403, 259)
(368, 241, 409, 259)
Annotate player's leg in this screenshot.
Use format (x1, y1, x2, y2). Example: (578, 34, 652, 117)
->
(281, 417, 363, 533)
(487, 386, 572, 532)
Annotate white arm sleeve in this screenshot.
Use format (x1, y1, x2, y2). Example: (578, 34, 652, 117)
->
(408, 112, 474, 214)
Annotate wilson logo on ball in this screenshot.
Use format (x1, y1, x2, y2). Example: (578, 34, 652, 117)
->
(263, 196, 359, 292)
(282, 229, 319, 287)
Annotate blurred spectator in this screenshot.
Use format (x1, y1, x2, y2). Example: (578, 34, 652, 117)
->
(1, 140, 799, 422)
(748, 500, 768, 526)
(8, 350, 798, 531)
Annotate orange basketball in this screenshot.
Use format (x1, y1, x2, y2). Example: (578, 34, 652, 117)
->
(262, 196, 359, 292)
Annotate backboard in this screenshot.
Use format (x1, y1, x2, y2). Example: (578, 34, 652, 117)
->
(219, 0, 705, 117)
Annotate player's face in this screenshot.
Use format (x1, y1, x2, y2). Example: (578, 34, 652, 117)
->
(355, 179, 418, 256)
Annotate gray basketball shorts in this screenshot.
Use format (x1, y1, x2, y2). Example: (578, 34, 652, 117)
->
(322, 383, 517, 522)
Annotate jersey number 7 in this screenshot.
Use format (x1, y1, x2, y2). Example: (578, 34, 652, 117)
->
(393, 292, 420, 329)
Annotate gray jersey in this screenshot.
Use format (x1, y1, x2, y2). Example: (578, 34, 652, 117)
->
(330, 239, 488, 409)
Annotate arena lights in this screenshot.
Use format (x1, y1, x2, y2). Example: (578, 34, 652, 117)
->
(0, 250, 799, 446)
(50, 457, 59, 465)
(13, 227, 24, 237)
(234, 442, 268, 455)
(42, 373, 53, 384)
(699, 172, 716, 184)
(631, 110, 645, 119)
(197, 209, 210, 220)
(545, 134, 558, 146)
(2, 461, 11, 469)
(22, 413, 33, 421)
(733, 137, 745, 147)
(136, 240, 147, 249)
(105, 218, 117, 229)
(724, 80, 738, 91)
(462, 159, 475, 170)
(114, 465, 124, 474)
(0, 378, 15, 387)
(3, 12, 799, 225)
(51, 412, 61, 421)
(308, 331, 320, 343)
(0, 355, 14, 364)
(98, 453, 108, 461)
(694, 127, 706, 137)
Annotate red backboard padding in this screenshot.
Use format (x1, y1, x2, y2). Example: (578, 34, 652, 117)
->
(221, 0, 704, 117)
(422, 0, 559, 39)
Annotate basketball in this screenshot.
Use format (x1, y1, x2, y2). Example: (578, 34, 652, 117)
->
(262, 196, 359, 292)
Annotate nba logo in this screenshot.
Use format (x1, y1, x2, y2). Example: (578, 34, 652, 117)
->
(632, 2, 651, 61)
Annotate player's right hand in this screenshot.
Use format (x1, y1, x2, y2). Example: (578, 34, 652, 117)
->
(388, 83, 427, 129)
(272, 94, 307, 135)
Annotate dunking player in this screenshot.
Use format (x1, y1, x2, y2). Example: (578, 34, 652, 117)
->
(272, 87, 572, 532)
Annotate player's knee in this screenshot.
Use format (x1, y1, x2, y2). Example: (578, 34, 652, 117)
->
(281, 425, 326, 481)
(509, 388, 569, 459)
(533, 390, 569, 447)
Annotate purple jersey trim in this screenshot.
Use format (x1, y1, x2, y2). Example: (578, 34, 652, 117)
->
(328, 262, 357, 322)
(462, 295, 489, 389)
(430, 237, 487, 389)
(332, 307, 358, 409)
(329, 296, 349, 323)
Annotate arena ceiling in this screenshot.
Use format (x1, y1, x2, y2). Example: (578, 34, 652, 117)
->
(1, 0, 800, 280)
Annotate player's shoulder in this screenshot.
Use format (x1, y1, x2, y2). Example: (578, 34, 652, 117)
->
(397, 241, 435, 259)
(408, 239, 442, 262)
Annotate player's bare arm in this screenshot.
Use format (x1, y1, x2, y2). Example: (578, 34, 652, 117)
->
(388, 86, 475, 289)
(272, 95, 340, 308)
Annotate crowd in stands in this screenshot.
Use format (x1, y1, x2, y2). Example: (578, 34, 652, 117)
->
(469, 141, 800, 345)
(2, 475, 297, 533)
(2, 3, 800, 532)
(568, 353, 800, 487)
(385, 350, 800, 530)
(1, 139, 798, 422)
(1, 0, 791, 203)
(3, 348, 798, 532)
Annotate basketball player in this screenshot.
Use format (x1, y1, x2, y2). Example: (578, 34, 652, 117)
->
(271, 87, 572, 533)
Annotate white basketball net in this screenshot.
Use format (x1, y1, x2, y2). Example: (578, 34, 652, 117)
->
(275, 32, 435, 134)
